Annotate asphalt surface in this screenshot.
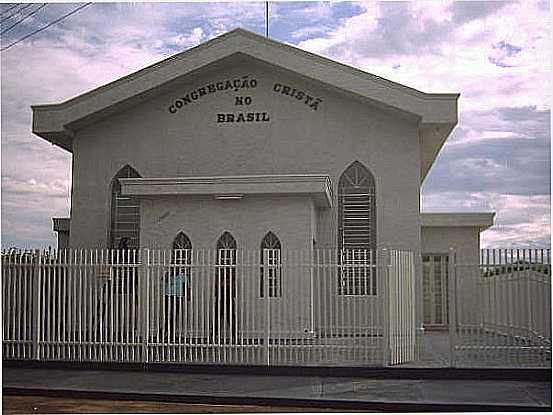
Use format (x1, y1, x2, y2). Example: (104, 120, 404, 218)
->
(3, 367, 551, 411)
(3, 395, 348, 413)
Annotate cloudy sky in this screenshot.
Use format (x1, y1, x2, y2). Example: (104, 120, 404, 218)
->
(1, 0, 550, 249)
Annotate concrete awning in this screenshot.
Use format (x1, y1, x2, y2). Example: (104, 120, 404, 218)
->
(119, 174, 334, 208)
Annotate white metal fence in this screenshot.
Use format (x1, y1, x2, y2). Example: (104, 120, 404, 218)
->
(450, 249, 551, 367)
(2, 248, 415, 367)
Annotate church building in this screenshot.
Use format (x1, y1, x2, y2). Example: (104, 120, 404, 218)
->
(33, 28, 494, 334)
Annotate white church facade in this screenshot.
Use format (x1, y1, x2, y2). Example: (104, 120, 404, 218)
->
(34, 29, 494, 340)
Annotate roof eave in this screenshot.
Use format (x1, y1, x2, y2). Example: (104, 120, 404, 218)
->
(421, 212, 496, 231)
(31, 28, 460, 164)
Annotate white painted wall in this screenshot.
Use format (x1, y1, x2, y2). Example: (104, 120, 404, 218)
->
(69, 57, 421, 254)
(421, 226, 481, 265)
(139, 195, 314, 250)
(67, 57, 423, 333)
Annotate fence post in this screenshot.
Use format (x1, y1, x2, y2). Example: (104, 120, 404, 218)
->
(263, 248, 270, 366)
(447, 248, 457, 367)
(380, 248, 391, 366)
(32, 249, 42, 360)
(141, 248, 150, 363)
(310, 248, 315, 336)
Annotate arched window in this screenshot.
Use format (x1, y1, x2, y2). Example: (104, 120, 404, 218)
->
(172, 232, 192, 264)
(338, 161, 376, 295)
(110, 165, 141, 250)
(216, 232, 237, 292)
(215, 232, 237, 341)
(167, 232, 192, 301)
(216, 231, 237, 250)
(260, 231, 282, 297)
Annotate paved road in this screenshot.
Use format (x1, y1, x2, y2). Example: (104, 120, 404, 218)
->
(3, 367, 550, 410)
(3, 395, 349, 414)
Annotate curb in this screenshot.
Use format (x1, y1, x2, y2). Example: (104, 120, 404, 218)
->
(3, 359, 551, 381)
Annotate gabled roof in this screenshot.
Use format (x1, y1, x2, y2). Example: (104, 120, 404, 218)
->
(32, 28, 459, 181)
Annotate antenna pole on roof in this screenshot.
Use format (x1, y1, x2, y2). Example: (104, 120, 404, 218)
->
(265, 1, 269, 38)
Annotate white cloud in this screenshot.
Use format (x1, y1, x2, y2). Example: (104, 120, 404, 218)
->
(297, 1, 550, 112)
(291, 25, 328, 40)
(1, 3, 244, 248)
(170, 27, 205, 47)
(0, 1, 549, 249)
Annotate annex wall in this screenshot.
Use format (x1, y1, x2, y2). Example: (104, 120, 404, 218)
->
(421, 226, 481, 265)
(139, 194, 313, 250)
(140, 194, 315, 336)
(421, 225, 483, 326)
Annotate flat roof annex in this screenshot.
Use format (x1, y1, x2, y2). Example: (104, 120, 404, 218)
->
(31, 28, 459, 181)
(421, 212, 496, 231)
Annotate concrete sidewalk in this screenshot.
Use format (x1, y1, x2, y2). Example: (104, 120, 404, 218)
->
(3, 367, 551, 411)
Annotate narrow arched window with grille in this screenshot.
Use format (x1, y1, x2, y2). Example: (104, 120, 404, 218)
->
(260, 231, 282, 297)
(216, 231, 237, 293)
(172, 231, 192, 264)
(168, 232, 192, 300)
(338, 161, 377, 295)
(109, 165, 141, 250)
(215, 232, 238, 341)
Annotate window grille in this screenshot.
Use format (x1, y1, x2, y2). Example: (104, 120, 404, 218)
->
(172, 232, 192, 264)
(110, 165, 141, 250)
(260, 231, 282, 297)
(217, 231, 237, 250)
(338, 161, 376, 295)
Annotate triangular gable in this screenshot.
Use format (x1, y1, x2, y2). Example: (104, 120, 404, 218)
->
(31, 28, 459, 181)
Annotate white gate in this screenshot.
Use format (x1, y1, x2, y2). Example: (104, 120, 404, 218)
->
(387, 250, 416, 364)
(450, 249, 551, 367)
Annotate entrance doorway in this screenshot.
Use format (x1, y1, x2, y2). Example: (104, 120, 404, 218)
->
(423, 254, 449, 329)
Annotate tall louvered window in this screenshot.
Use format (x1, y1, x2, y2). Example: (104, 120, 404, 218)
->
(260, 231, 282, 298)
(338, 161, 376, 295)
(110, 165, 141, 250)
